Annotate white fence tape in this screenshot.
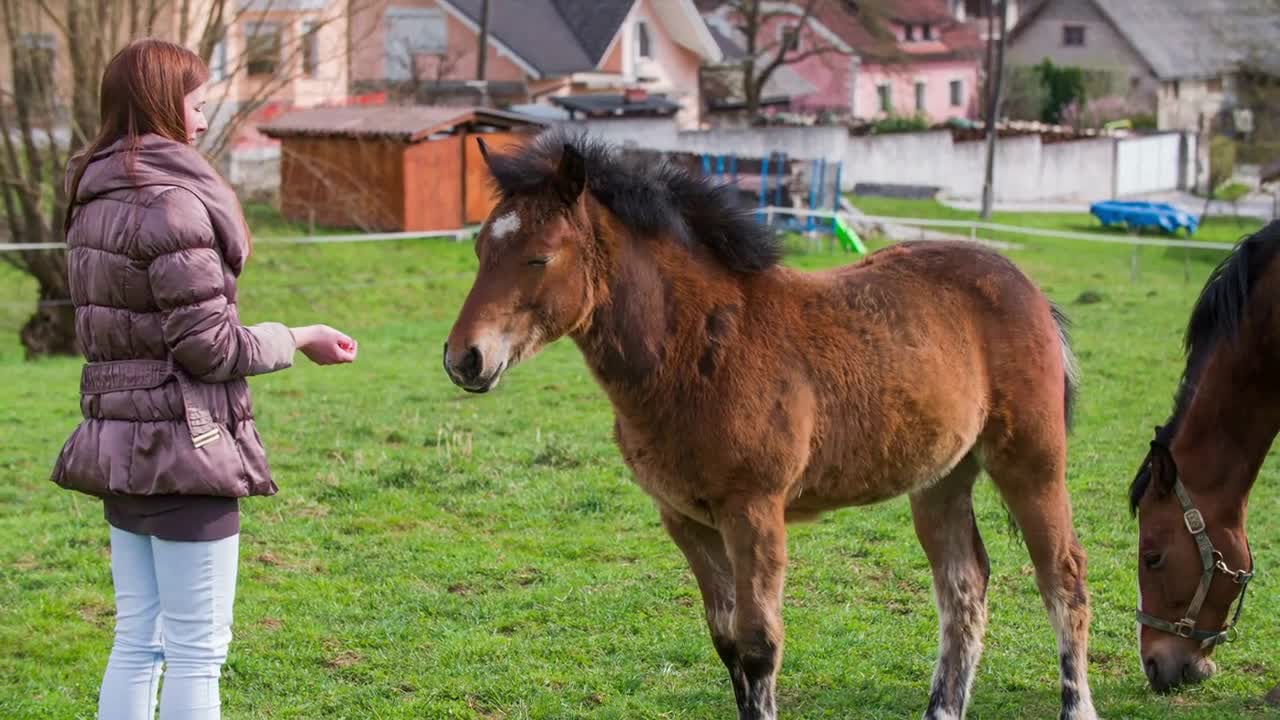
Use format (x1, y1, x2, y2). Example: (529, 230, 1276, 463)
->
(0, 213, 1240, 254)
(0, 227, 478, 253)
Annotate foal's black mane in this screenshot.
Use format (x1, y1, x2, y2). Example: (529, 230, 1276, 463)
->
(1129, 220, 1280, 513)
(483, 129, 781, 273)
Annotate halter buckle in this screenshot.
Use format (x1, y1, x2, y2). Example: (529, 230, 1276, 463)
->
(1184, 508, 1206, 535)
(1233, 570, 1253, 585)
(1173, 618, 1196, 638)
(1226, 625, 1241, 643)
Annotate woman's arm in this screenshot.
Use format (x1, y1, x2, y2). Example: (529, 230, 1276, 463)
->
(145, 189, 354, 382)
(149, 245, 297, 382)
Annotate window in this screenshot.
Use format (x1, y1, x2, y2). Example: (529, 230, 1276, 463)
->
(1207, 76, 1223, 93)
(636, 20, 652, 59)
(209, 34, 228, 82)
(384, 8, 447, 81)
(877, 83, 892, 112)
(950, 79, 963, 107)
(922, 24, 933, 40)
(301, 21, 319, 77)
(1172, 80, 1181, 99)
(245, 22, 281, 76)
(779, 23, 802, 53)
(915, 81, 926, 112)
(14, 33, 55, 107)
(904, 23, 914, 41)
(1062, 24, 1085, 47)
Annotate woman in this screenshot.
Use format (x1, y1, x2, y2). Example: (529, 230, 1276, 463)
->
(52, 39, 356, 719)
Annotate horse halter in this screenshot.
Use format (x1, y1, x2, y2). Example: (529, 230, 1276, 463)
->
(1135, 440, 1255, 648)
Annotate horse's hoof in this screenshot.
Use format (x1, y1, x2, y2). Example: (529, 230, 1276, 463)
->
(1265, 684, 1280, 707)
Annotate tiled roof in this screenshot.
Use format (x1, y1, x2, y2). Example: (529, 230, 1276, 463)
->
(258, 106, 544, 142)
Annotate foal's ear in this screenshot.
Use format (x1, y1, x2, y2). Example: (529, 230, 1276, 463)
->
(1147, 436, 1178, 497)
(476, 137, 493, 168)
(553, 143, 587, 207)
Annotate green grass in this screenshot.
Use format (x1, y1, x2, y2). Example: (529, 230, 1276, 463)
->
(2, 204, 1279, 719)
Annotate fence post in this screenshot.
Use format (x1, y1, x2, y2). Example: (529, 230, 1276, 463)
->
(830, 161, 842, 236)
(757, 154, 770, 222)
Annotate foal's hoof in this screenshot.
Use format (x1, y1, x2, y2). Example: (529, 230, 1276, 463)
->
(1265, 683, 1280, 707)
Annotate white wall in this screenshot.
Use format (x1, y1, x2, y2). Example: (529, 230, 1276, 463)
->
(543, 117, 1193, 203)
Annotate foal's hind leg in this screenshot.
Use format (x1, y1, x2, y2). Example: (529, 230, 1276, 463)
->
(659, 505, 750, 716)
(911, 454, 989, 720)
(986, 441, 1097, 720)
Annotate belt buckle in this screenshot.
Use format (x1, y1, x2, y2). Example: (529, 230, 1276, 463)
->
(1184, 508, 1206, 535)
(192, 428, 221, 449)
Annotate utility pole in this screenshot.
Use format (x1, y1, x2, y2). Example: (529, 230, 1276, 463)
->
(980, 0, 1008, 220)
(476, 0, 491, 106)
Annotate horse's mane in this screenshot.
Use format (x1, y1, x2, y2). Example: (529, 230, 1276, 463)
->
(483, 129, 782, 273)
(1129, 220, 1280, 513)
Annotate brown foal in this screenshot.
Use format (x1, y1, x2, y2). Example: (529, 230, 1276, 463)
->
(1130, 220, 1280, 699)
(444, 131, 1097, 719)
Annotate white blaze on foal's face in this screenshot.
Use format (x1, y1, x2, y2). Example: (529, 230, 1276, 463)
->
(489, 211, 521, 241)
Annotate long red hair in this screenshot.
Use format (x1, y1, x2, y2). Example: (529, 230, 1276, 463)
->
(64, 39, 210, 235)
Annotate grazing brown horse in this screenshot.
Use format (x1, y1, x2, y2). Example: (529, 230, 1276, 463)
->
(1130, 220, 1280, 697)
(444, 131, 1097, 720)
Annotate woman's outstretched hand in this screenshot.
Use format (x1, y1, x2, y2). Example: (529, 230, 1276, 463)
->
(292, 325, 358, 365)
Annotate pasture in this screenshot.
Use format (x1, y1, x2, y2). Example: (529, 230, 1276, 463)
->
(1, 203, 1278, 719)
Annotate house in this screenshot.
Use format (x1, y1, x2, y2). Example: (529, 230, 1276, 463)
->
(348, 0, 723, 129)
(1007, 0, 1280, 133)
(0, 1, 352, 130)
(700, 0, 984, 123)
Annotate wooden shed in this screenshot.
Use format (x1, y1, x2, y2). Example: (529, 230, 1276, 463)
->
(258, 106, 546, 232)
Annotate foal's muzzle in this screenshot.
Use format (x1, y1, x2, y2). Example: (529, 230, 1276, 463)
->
(443, 342, 504, 393)
(1144, 653, 1216, 693)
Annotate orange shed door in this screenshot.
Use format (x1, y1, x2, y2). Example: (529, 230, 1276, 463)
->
(403, 135, 464, 232)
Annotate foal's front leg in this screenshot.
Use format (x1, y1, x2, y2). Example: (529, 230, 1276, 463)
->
(659, 506, 749, 714)
(720, 496, 789, 720)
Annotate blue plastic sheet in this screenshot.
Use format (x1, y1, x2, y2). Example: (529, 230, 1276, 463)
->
(1089, 200, 1199, 235)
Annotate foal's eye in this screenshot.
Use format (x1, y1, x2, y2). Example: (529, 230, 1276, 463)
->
(527, 257, 550, 267)
(1143, 552, 1165, 570)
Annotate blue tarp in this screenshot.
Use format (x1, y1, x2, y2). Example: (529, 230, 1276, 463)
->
(1089, 200, 1199, 235)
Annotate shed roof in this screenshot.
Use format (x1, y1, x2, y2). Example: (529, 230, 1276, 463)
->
(549, 93, 682, 118)
(258, 106, 545, 142)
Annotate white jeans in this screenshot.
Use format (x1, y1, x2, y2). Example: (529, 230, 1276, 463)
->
(99, 527, 239, 720)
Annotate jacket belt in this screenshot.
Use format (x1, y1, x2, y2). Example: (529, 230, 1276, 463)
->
(80, 359, 222, 449)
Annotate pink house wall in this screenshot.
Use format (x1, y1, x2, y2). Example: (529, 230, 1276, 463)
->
(855, 60, 979, 121)
(749, 14, 980, 121)
(349, 0, 526, 85)
(628, 0, 705, 128)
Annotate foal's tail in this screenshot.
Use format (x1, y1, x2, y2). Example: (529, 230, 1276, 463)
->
(1050, 302, 1080, 432)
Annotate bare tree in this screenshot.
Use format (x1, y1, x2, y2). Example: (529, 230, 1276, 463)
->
(710, 0, 895, 117)
(0, 0, 367, 357)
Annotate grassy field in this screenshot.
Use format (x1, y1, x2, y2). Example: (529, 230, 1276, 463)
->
(2, 202, 1279, 719)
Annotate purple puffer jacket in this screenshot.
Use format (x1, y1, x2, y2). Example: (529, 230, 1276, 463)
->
(51, 134, 295, 499)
